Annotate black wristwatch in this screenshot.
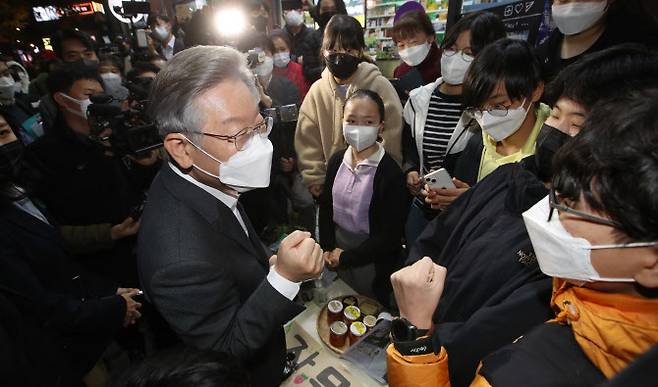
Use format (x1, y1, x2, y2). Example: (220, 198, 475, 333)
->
(391, 317, 429, 342)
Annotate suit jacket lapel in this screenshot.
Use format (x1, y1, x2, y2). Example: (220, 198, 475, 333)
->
(159, 164, 264, 261)
(1, 203, 62, 247)
(237, 202, 269, 270)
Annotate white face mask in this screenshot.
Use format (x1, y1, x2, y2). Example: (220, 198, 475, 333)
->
(474, 99, 531, 142)
(440, 51, 473, 85)
(273, 52, 291, 68)
(59, 92, 92, 119)
(153, 26, 170, 41)
(101, 72, 122, 92)
(0, 76, 16, 105)
(254, 56, 274, 77)
(343, 124, 379, 152)
(285, 10, 305, 27)
(182, 123, 274, 193)
(522, 196, 658, 283)
(398, 42, 431, 67)
(552, 1, 608, 36)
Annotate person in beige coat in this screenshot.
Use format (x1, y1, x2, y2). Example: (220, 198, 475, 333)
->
(295, 15, 403, 198)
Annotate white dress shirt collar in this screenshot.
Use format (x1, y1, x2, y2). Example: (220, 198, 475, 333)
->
(168, 162, 238, 210)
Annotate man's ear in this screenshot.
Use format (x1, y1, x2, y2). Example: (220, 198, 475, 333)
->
(531, 81, 545, 103)
(52, 92, 69, 110)
(635, 250, 658, 289)
(163, 133, 195, 170)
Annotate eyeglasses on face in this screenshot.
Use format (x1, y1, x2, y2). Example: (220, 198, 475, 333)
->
(187, 116, 273, 152)
(547, 188, 620, 228)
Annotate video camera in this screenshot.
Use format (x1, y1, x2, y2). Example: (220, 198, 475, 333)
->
(87, 94, 162, 157)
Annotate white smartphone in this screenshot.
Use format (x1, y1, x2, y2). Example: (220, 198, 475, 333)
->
(424, 168, 455, 190)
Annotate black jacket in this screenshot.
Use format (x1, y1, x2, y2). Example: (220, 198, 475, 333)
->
(0, 201, 125, 383)
(408, 163, 553, 386)
(479, 323, 607, 386)
(319, 149, 410, 302)
(137, 164, 305, 387)
(25, 116, 159, 284)
(285, 24, 314, 61)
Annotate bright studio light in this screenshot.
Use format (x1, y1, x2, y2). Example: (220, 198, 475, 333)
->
(215, 8, 247, 38)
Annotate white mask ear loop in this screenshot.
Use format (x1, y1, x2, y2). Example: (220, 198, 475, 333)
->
(178, 133, 223, 179)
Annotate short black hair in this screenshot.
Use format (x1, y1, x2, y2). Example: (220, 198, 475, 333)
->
(111, 346, 251, 387)
(462, 38, 541, 108)
(47, 62, 102, 97)
(552, 88, 658, 242)
(316, 0, 347, 15)
(346, 89, 386, 123)
(98, 54, 124, 74)
(52, 29, 95, 59)
(545, 44, 658, 110)
(392, 10, 435, 43)
(148, 13, 170, 27)
(126, 62, 160, 83)
(322, 15, 366, 54)
(442, 11, 506, 55)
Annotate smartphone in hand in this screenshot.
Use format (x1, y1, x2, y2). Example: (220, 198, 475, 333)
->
(424, 168, 456, 190)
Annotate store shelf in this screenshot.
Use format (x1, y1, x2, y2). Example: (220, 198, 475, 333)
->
(368, 14, 396, 18)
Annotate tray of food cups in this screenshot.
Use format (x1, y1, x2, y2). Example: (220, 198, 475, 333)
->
(316, 295, 382, 354)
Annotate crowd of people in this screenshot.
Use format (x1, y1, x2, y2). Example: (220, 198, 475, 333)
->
(0, 0, 657, 386)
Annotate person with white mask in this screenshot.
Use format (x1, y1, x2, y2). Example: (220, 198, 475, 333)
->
(282, 0, 314, 63)
(0, 61, 42, 144)
(319, 89, 408, 305)
(392, 8, 442, 100)
(98, 54, 129, 110)
(238, 35, 305, 235)
(148, 13, 185, 61)
(401, 11, 506, 249)
(138, 46, 324, 387)
(270, 29, 310, 101)
(535, 0, 657, 83)
(422, 38, 550, 214)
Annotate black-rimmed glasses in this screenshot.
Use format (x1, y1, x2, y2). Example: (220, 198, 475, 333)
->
(547, 188, 620, 228)
(189, 116, 273, 152)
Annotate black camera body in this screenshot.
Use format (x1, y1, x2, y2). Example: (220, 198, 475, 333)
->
(87, 94, 162, 157)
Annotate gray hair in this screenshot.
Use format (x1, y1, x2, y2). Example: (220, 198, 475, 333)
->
(148, 45, 259, 143)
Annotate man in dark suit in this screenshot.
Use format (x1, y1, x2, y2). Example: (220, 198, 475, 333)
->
(148, 13, 185, 60)
(138, 45, 324, 387)
(0, 115, 142, 385)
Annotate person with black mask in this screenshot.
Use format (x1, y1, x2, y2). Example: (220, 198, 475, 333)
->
(295, 15, 402, 199)
(298, 0, 347, 83)
(0, 112, 142, 386)
(384, 45, 658, 386)
(25, 62, 159, 286)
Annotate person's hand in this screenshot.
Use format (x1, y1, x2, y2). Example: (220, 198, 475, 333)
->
(406, 171, 422, 196)
(111, 217, 141, 240)
(390, 257, 447, 330)
(297, 55, 304, 65)
(280, 157, 295, 173)
(116, 288, 140, 296)
(276, 230, 324, 282)
(323, 248, 343, 268)
(120, 293, 142, 327)
(255, 76, 273, 108)
(423, 178, 470, 210)
(308, 184, 324, 198)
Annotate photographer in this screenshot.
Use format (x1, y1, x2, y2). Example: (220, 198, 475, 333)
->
(240, 36, 314, 236)
(25, 62, 159, 285)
